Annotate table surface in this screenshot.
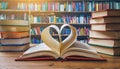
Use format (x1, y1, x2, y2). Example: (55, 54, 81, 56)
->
(0, 52, 120, 69)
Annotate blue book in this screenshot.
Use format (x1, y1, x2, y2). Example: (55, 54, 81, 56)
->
(1, 43, 29, 46)
(88, 2, 92, 11)
(75, 2, 79, 11)
(0, 43, 29, 52)
(91, 1, 95, 11)
(82, 1, 85, 11)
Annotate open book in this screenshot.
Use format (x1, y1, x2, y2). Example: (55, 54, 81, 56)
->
(15, 24, 105, 61)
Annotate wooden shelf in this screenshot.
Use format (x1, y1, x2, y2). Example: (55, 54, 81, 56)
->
(0, 9, 29, 13)
(0, 9, 91, 14)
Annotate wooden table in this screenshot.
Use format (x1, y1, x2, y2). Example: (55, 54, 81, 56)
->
(0, 52, 120, 69)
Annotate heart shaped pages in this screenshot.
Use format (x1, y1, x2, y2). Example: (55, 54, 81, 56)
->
(41, 24, 77, 55)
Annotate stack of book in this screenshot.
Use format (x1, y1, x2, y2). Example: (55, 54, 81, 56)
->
(89, 10, 120, 56)
(0, 20, 30, 52)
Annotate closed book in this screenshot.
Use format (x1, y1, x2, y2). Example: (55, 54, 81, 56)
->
(91, 45, 120, 56)
(92, 9, 120, 18)
(0, 37, 30, 45)
(0, 26, 29, 32)
(0, 44, 29, 52)
(90, 17, 120, 24)
(0, 20, 28, 26)
(1, 32, 29, 38)
(91, 24, 120, 31)
(90, 30, 120, 39)
(89, 38, 120, 47)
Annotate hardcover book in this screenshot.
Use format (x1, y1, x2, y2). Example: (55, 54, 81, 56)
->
(0, 20, 28, 26)
(92, 9, 120, 18)
(0, 26, 29, 32)
(15, 24, 105, 61)
(90, 30, 120, 39)
(89, 38, 120, 47)
(0, 43, 29, 52)
(0, 37, 30, 45)
(91, 45, 120, 56)
(91, 24, 120, 31)
(1, 32, 29, 38)
(90, 17, 120, 24)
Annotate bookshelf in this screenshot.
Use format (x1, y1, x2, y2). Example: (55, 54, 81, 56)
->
(0, 0, 120, 44)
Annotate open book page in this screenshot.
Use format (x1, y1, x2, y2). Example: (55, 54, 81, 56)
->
(41, 25, 60, 55)
(60, 24, 77, 54)
(61, 41, 102, 59)
(21, 43, 59, 59)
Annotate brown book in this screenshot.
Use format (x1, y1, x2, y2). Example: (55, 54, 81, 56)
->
(91, 24, 120, 31)
(0, 20, 28, 26)
(91, 45, 120, 56)
(89, 38, 120, 47)
(0, 26, 29, 32)
(90, 30, 120, 39)
(90, 17, 120, 24)
(92, 9, 120, 18)
(0, 37, 30, 45)
(1, 32, 29, 38)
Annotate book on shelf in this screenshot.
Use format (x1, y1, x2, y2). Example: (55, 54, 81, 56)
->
(90, 30, 120, 39)
(0, 37, 30, 45)
(0, 1, 8, 9)
(1, 32, 29, 38)
(0, 20, 28, 26)
(32, 15, 91, 24)
(0, 43, 29, 52)
(92, 9, 120, 18)
(91, 24, 120, 31)
(91, 45, 120, 56)
(0, 13, 28, 20)
(0, 26, 29, 32)
(88, 38, 120, 47)
(31, 26, 89, 36)
(90, 17, 120, 24)
(0, 32, 1, 38)
(15, 24, 105, 61)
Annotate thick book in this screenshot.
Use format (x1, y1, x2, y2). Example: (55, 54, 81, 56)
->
(90, 30, 120, 39)
(0, 26, 29, 32)
(89, 38, 120, 47)
(91, 45, 120, 56)
(0, 20, 28, 26)
(90, 17, 120, 24)
(92, 9, 120, 18)
(0, 37, 30, 45)
(91, 24, 120, 31)
(1, 32, 29, 38)
(15, 24, 105, 61)
(0, 43, 29, 52)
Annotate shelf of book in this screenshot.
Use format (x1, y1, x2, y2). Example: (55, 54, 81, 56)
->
(31, 35, 89, 44)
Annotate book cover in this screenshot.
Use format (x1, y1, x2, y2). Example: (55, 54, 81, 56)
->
(1, 32, 29, 38)
(0, 26, 29, 32)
